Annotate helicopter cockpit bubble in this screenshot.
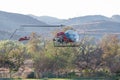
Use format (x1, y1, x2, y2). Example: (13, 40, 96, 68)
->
(65, 30, 79, 42)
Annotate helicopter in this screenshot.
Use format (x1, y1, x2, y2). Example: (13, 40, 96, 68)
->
(10, 25, 80, 47)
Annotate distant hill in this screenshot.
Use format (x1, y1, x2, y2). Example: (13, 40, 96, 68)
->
(0, 30, 11, 40)
(64, 15, 110, 25)
(30, 14, 120, 25)
(74, 20, 120, 33)
(29, 15, 65, 25)
(30, 15, 111, 25)
(111, 15, 120, 22)
(0, 11, 46, 31)
(29, 14, 120, 35)
(0, 30, 19, 40)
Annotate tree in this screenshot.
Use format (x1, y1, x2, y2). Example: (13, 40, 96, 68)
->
(26, 32, 44, 58)
(99, 34, 120, 75)
(33, 39, 77, 78)
(0, 40, 26, 77)
(75, 36, 104, 77)
(26, 32, 46, 78)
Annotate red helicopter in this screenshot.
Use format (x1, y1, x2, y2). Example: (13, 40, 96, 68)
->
(10, 25, 80, 47)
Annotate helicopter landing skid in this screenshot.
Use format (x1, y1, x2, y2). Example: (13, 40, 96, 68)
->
(53, 42, 80, 47)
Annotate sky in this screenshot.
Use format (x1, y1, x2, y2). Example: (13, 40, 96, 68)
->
(0, 0, 120, 19)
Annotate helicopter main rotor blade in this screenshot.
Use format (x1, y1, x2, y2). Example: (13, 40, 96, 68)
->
(21, 24, 65, 27)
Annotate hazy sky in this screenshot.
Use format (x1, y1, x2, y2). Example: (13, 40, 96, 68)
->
(0, 0, 120, 19)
